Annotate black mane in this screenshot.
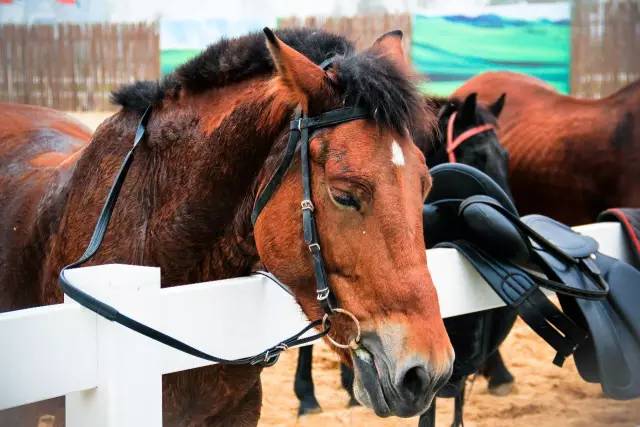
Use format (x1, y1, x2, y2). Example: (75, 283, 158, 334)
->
(111, 28, 427, 134)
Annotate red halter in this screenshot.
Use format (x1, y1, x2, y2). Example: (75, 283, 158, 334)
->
(446, 111, 496, 163)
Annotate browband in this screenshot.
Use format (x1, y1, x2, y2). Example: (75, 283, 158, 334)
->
(251, 106, 369, 225)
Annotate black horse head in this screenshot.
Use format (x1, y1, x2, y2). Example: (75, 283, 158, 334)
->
(420, 92, 511, 198)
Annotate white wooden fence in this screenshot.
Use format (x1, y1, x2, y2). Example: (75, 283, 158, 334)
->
(0, 222, 632, 426)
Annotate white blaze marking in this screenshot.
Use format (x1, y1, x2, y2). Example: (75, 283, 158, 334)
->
(391, 140, 405, 166)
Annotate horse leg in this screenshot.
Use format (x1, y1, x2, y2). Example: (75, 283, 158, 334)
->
(483, 350, 514, 396)
(452, 380, 466, 427)
(294, 345, 322, 415)
(340, 363, 360, 406)
(200, 377, 262, 427)
(418, 398, 436, 427)
(163, 364, 262, 427)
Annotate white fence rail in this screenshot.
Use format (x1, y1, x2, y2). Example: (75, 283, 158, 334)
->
(0, 222, 631, 426)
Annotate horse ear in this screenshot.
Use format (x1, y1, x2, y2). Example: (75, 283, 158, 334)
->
(489, 93, 506, 118)
(460, 93, 478, 123)
(436, 102, 454, 122)
(368, 30, 410, 74)
(263, 27, 328, 111)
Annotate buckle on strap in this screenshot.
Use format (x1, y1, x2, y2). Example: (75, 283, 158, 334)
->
(250, 350, 280, 367)
(250, 342, 290, 367)
(317, 287, 330, 301)
(301, 200, 314, 212)
(290, 117, 304, 131)
(308, 242, 321, 254)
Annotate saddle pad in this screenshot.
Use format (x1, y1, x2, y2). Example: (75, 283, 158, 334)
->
(598, 208, 640, 267)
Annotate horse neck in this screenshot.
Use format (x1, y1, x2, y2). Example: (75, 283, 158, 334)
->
(59, 79, 291, 287)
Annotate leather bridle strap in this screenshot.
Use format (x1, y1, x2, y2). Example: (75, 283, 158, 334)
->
(446, 111, 495, 163)
(252, 106, 369, 316)
(58, 106, 329, 367)
(440, 240, 588, 367)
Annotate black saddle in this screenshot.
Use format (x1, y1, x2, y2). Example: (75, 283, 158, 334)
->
(424, 163, 640, 400)
(423, 164, 518, 395)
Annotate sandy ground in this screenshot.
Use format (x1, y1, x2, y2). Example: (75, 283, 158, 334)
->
(68, 111, 113, 131)
(259, 319, 640, 427)
(67, 111, 640, 427)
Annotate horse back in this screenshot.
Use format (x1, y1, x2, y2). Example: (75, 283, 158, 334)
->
(0, 103, 91, 311)
(453, 72, 640, 223)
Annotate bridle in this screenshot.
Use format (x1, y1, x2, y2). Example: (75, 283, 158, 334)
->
(59, 102, 367, 366)
(251, 105, 368, 349)
(446, 111, 495, 163)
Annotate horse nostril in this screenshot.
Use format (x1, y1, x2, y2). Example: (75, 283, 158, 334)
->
(400, 365, 430, 402)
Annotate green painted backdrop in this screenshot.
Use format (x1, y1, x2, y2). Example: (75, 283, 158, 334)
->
(412, 14, 570, 95)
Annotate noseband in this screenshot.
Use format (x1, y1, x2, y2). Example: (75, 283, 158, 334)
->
(58, 104, 368, 366)
(446, 111, 495, 163)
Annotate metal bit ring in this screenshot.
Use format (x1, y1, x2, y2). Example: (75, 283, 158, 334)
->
(322, 308, 361, 349)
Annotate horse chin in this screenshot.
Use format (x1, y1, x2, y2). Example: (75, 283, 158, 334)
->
(351, 343, 440, 418)
(352, 346, 393, 417)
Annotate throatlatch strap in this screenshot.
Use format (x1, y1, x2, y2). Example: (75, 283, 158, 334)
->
(59, 106, 328, 367)
(439, 241, 588, 366)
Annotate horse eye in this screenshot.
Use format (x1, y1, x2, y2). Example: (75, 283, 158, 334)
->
(332, 191, 361, 210)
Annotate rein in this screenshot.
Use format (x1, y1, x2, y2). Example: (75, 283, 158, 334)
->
(58, 103, 367, 366)
(446, 111, 495, 163)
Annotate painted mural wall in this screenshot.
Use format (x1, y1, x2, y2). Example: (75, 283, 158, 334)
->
(1, 0, 572, 93)
(412, 2, 571, 95)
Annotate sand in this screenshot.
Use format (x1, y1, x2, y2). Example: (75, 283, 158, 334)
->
(67, 111, 113, 131)
(259, 319, 640, 427)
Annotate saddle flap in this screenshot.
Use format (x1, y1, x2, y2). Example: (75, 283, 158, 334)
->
(522, 215, 599, 258)
(424, 163, 518, 248)
(459, 195, 530, 263)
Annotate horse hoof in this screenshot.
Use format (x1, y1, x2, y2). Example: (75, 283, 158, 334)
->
(347, 396, 360, 407)
(298, 402, 322, 416)
(488, 381, 514, 396)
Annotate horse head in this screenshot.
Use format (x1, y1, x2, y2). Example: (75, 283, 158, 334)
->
(253, 29, 453, 417)
(425, 92, 511, 196)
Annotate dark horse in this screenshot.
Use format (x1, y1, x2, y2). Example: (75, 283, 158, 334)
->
(454, 71, 640, 225)
(294, 92, 517, 424)
(0, 29, 455, 426)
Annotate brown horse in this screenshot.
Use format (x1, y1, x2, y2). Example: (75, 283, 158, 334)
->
(0, 28, 453, 426)
(453, 71, 640, 225)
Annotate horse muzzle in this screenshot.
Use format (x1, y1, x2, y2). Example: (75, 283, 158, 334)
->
(351, 332, 453, 418)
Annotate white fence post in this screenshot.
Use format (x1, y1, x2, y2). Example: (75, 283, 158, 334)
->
(64, 265, 162, 427)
